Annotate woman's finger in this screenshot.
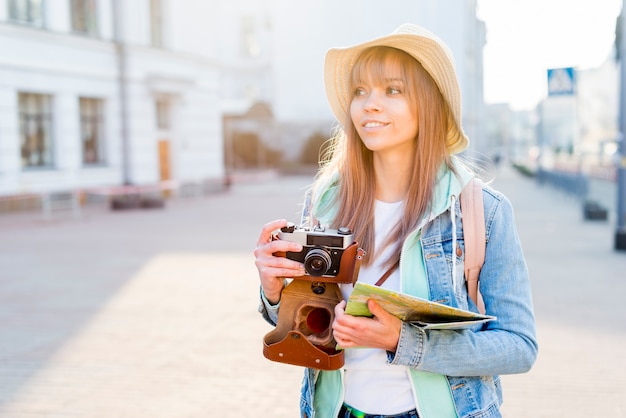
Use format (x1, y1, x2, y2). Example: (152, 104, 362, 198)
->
(255, 253, 305, 274)
(256, 219, 289, 246)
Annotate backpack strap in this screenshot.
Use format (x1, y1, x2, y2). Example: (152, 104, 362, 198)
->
(460, 178, 486, 314)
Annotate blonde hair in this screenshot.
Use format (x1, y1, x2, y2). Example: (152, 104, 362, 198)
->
(314, 46, 455, 269)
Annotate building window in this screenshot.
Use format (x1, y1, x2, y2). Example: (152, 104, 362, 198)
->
(71, 0, 98, 36)
(150, 0, 163, 48)
(19, 92, 54, 169)
(155, 98, 170, 130)
(79, 97, 105, 165)
(9, 0, 44, 26)
(241, 15, 261, 57)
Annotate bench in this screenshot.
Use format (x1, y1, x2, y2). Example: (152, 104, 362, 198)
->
(41, 191, 82, 219)
(85, 181, 179, 210)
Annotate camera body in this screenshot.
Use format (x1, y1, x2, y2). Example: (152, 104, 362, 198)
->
(277, 223, 354, 279)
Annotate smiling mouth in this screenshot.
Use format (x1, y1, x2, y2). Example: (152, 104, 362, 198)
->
(363, 121, 388, 128)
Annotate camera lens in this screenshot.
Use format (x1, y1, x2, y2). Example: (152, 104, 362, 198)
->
(304, 248, 332, 276)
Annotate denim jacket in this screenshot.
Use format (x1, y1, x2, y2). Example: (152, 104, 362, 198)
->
(259, 163, 538, 418)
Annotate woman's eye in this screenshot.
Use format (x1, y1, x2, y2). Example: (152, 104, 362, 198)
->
(387, 87, 401, 94)
(354, 88, 366, 96)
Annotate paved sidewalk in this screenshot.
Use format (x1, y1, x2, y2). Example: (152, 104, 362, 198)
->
(491, 167, 626, 417)
(0, 166, 624, 417)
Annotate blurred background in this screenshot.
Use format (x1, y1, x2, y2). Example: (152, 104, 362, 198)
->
(1, 2, 626, 417)
(0, 0, 623, 218)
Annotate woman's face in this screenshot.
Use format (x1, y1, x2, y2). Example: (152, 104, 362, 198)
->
(349, 58, 418, 159)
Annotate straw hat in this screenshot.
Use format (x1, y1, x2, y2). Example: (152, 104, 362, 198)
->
(324, 23, 469, 154)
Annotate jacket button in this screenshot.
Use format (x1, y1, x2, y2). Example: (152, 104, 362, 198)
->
(456, 245, 462, 257)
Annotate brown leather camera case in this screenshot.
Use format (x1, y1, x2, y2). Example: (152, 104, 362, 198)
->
(263, 280, 345, 370)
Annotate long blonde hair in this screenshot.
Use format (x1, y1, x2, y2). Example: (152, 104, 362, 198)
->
(315, 46, 455, 269)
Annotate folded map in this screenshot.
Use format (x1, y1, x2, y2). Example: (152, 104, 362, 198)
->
(345, 282, 496, 330)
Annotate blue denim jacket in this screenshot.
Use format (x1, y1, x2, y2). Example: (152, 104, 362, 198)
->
(259, 173, 537, 418)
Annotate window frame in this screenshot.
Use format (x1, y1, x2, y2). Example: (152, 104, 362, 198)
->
(18, 92, 55, 170)
(8, 0, 45, 26)
(70, 0, 99, 36)
(149, 0, 163, 48)
(79, 97, 106, 166)
(155, 98, 171, 131)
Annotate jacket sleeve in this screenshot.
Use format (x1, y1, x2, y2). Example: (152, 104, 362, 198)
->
(257, 283, 285, 326)
(388, 191, 538, 376)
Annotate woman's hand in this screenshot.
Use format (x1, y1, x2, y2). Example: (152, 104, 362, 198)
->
(332, 300, 402, 352)
(254, 219, 306, 304)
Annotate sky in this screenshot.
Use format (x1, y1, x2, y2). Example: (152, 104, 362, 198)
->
(476, 0, 623, 110)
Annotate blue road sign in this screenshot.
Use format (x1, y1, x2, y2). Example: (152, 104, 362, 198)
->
(547, 67, 575, 96)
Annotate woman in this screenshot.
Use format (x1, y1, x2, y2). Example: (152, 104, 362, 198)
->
(255, 24, 537, 418)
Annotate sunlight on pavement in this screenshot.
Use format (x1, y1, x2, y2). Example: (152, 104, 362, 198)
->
(0, 252, 301, 418)
(501, 320, 626, 417)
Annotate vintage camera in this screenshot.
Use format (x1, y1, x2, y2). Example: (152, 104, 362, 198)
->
(277, 223, 354, 278)
(263, 223, 364, 370)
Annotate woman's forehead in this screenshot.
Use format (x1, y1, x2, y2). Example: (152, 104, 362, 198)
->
(352, 56, 405, 85)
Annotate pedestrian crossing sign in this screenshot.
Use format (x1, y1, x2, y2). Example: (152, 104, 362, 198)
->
(547, 67, 575, 96)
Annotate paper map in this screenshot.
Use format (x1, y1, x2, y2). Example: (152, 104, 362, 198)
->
(345, 283, 496, 330)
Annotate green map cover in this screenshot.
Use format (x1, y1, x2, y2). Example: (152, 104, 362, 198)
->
(345, 283, 496, 329)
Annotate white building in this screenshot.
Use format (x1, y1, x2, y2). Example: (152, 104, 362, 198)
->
(0, 0, 486, 200)
(576, 58, 620, 169)
(535, 56, 619, 174)
(0, 0, 224, 199)
(221, 0, 487, 162)
(483, 102, 539, 170)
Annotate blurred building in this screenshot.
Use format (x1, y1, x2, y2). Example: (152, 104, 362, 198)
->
(223, 0, 487, 165)
(576, 57, 620, 174)
(486, 51, 620, 178)
(0, 0, 224, 198)
(484, 103, 537, 165)
(536, 57, 619, 176)
(0, 0, 486, 199)
(537, 96, 578, 169)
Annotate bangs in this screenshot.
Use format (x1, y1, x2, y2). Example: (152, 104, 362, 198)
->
(350, 46, 418, 104)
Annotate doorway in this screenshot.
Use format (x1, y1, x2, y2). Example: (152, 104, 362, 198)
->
(158, 139, 171, 196)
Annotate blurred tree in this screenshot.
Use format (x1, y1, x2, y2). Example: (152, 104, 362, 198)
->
(231, 131, 282, 168)
(300, 131, 331, 166)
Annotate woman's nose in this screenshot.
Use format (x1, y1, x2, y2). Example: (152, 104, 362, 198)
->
(363, 91, 382, 112)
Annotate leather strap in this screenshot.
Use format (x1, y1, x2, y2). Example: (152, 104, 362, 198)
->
(351, 247, 366, 285)
(374, 262, 398, 287)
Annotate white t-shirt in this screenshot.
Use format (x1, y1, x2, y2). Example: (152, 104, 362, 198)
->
(339, 199, 417, 415)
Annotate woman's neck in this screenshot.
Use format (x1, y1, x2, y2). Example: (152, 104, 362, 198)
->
(373, 153, 413, 202)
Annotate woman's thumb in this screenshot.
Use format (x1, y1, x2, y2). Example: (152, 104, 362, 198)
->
(367, 299, 385, 317)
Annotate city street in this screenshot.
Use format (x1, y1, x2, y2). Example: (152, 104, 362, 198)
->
(0, 165, 625, 417)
